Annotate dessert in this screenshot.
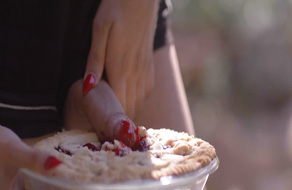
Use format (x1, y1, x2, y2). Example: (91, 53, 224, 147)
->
(34, 127, 216, 183)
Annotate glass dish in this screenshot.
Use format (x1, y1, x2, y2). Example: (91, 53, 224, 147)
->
(21, 157, 219, 190)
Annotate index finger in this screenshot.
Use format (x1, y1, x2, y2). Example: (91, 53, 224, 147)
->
(84, 12, 112, 94)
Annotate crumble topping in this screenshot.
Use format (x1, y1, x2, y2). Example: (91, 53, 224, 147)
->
(34, 127, 216, 183)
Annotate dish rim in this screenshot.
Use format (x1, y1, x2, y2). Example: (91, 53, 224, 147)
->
(21, 157, 219, 190)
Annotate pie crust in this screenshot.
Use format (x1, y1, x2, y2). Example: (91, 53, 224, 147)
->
(34, 128, 216, 183)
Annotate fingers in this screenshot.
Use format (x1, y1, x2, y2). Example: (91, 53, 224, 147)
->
(107, 74, 127, 115)
(104, 24, 127, 111)
(11, 142, 61, 174)
(129, 56, 154, 119)
(145, 58, 155, 96)
(125, 77, 136, 119)
(82, 80, 138, 147)
(0, 126, 62, 189)
(134, 73, 146, 118)
(83, 11, 112, 95)
(107, 58, 153, 120)
(65, 80, 92, 131)
(82, 80, 124, 138)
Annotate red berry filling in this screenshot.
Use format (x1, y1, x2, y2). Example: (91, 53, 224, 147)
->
(106, 147, 124, 156)
(134, 138, 148, 152)
(83, 143, 100, 151)
(132, 127, 149, 152)
(56, 123, 149, 157)
(104, 141, 130, 157)
(115, 119, 149, 152)
(44, 156, 62, 170)
(115, 119, 136, 147)
(55, 146, 72, 156)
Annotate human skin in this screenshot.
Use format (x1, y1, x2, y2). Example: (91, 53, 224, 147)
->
(0, 44, 194, 190)
(64, 79, 139, 148)
(66, 45, 195, 141)
(135, 44, 195, 135)
(0, 80, 137, 190)
(84, 0, 159, 119)
(0, 126, 54, 190)
(65, 43, 196, 145)
(0, 1, 158, 187)
(0, 1, 195, 189)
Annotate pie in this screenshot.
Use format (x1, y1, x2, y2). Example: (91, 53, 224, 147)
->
(34, 127, 216, 183)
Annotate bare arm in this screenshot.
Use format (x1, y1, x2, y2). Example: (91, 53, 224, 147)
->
(135, 44, 195, 135)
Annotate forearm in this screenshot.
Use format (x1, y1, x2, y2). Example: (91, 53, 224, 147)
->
(135, 44, 195, 135)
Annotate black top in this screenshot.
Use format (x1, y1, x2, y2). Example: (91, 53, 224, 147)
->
(0, 0, 171, 138)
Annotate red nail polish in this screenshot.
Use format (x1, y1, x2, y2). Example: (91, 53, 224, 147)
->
(44, 156, 62, 170)
(83, 73, 96, 95)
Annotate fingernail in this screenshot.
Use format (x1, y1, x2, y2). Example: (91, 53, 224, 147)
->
(83, 73, 96, 95)
(44, 156, 62, 170)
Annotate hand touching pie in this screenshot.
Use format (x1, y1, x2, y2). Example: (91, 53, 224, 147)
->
(34, 128, 216, 183)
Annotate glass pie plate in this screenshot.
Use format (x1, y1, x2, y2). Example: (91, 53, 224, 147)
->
(21, 157, 219, 190)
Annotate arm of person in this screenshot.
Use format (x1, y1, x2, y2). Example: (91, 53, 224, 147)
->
(135, 44, 195, 135)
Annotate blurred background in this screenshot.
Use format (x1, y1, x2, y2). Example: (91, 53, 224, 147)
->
(170, 0, 292, 189)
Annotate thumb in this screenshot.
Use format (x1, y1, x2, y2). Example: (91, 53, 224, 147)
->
(83, 15, 111, 95)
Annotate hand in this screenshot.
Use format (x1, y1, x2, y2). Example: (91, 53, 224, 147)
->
(0, 126, 61, 190)
(65, 80, 138, 148)
(83, 0, 159, 119)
